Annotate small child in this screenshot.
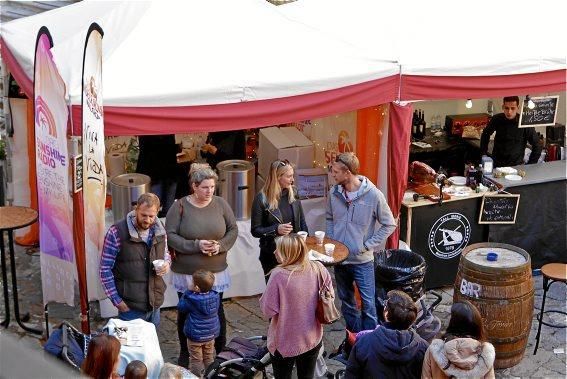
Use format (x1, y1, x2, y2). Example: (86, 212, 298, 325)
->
(177, 269, 220, 376)
(124, 360, 147, 379)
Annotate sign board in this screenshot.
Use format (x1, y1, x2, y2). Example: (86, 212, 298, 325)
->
(478, 194, 520, 224)
(296, 168, 328, 199)
(73, 154, 83, 193)
(519, 96, 559, 128)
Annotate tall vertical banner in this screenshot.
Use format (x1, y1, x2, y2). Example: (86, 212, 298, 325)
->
(82, 24, 106, 302)
(34, 28, 76, 306)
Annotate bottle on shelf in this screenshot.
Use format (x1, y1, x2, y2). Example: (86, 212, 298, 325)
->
(419, 110, 427, 139)
(467, 165, 477, 187)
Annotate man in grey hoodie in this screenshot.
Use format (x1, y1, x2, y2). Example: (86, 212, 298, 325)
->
(326, 152, 396, 332)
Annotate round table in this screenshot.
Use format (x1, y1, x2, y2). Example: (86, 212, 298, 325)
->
(304, 236, 349, 266)
(0, 206, 41, 334)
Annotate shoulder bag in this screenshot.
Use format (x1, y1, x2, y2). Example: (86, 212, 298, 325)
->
(167, 199, 184, 261)
(314, 262, 341, 324)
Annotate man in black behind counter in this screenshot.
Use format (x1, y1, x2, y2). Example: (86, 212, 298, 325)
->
(480, 96, 542, 167)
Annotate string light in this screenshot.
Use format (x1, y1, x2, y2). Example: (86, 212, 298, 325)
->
(465, 99, 473, 109)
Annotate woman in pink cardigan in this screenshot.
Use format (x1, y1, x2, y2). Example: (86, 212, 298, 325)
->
(259, 234, 333, 379)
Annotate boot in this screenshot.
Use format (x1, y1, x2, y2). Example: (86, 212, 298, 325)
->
(177, 310, 189, 367)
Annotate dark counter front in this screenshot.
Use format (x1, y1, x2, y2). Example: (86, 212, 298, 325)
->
(487, 161, 567, 268)
(401, 197, 487, 289)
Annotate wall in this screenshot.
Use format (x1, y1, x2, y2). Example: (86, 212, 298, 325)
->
(415, 92, 566, 137)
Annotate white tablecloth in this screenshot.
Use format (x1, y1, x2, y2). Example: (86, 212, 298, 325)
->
(100, 219, 266, 317)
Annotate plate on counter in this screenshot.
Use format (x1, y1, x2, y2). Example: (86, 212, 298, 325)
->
(505, 174, 522, 181)
(497, 167, 518, 175)
(449, 176, 466, 186)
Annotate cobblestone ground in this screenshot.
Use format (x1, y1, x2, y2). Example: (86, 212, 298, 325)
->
(1, 243, 565, 378)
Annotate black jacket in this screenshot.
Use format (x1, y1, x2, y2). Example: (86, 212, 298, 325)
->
(480, 113, 542, 167)
(250, 189, 307, 273)
(346, 323, 429, 379)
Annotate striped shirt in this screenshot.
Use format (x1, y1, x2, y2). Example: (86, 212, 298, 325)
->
(99, 215, 170, 306)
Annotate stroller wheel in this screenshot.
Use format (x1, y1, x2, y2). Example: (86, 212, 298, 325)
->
(334, 369, 345, 379)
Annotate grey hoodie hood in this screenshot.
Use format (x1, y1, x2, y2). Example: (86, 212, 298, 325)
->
(429, 338, 495, 378)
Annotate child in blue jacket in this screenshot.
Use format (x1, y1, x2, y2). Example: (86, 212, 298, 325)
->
(177, 269, 220, 376)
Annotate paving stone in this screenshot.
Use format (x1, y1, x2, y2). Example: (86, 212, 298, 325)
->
(1, 242, 565, 378)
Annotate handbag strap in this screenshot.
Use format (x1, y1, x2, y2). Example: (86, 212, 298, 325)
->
(313, 261, 325, 291)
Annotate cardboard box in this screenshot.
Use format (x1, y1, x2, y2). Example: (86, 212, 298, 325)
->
(258, 127, 314, 178)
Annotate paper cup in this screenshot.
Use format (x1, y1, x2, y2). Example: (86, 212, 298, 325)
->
(324, 243, 335, 256)
(297, 231, 308, 241)
(315, 231, 325, 245)
(152, 259, 165, 270)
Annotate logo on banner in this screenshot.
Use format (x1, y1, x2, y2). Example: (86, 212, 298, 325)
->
(85, 76, 102, 119)
(428, 212, 471, 259)
(35, 96, 57, 138)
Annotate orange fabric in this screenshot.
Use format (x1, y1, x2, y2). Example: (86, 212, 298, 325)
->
(356, 105, 387, 185)
(15, 99, 39, 246)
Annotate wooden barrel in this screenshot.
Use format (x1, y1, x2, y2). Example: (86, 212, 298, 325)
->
(454, 242, 534, 369)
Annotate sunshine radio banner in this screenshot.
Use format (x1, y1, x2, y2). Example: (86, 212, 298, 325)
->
(34, 29, 76, 306)
(82, 24, 107, 301)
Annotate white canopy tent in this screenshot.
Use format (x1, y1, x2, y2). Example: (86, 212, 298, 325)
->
(280, 0, 566, 100)
(1, 0, 399, 135)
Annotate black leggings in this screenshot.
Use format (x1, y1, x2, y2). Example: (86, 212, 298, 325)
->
(271, 340, 322, 379)
(177, 291, 226, 355)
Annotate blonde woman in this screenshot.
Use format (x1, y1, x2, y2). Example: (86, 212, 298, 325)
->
(259, 234, 332, 379)
(251, 159, 308, 277)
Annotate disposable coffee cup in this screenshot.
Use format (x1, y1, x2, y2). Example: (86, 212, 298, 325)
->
(152, 259, 165, 270)
(324, 243, 335, 256)
(297, 231, 308, 241)
(315, 231, 325, 245)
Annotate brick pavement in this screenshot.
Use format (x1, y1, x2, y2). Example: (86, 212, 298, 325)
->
(1, 243, 565, 378)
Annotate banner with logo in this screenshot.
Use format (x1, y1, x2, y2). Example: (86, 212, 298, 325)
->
(82, 24, 107, 301)
(34, 29, 76, 306)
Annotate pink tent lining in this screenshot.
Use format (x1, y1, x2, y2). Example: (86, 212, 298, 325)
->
(70, 75, 399, 136)
(402, 69, 566, 101)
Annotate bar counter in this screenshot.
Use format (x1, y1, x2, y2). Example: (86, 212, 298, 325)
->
(486, 160, 566, 268)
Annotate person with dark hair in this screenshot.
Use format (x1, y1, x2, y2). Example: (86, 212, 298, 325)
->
(200, 131, 246, 169)
(124, 360, 147, 379)
(177, 269, 220, 376)
(81, 335, 121, 379)
(100, 193, 170, 326)
(422, 300, 495, 379)
(136, 134, 179, 217)
(345, 290, 428, 379)
(480, 96, 542, 168)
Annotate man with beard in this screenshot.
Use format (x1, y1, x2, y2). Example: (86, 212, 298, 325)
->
(100, 193, 170, 326)
(326, 152, 396, 333)
(480, 96, 542, 168)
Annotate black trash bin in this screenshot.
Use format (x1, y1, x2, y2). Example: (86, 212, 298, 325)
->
(374, 249, 426, 302)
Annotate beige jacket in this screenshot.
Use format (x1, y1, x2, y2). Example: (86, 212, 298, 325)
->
(422, 338, 495, 379)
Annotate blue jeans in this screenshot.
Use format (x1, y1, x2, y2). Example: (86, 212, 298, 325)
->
(119, 308, 161, 328)
(334, 262, 377, 332)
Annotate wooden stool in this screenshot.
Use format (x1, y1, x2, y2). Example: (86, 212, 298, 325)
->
(533, 263, 567, 354)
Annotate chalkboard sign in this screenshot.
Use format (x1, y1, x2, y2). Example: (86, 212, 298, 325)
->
(478, 194, 520, 224)
(519, 96, 558, 127)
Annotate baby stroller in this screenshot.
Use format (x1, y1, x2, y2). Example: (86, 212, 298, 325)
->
(43, 321, 93, 370)
(205, 336, 271, 379)
(374, 249, 442, 344)
(329, 249, 442, 376)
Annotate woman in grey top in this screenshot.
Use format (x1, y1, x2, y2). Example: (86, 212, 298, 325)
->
(166, 167, 238, 366)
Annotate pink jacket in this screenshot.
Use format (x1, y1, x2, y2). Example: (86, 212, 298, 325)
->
(422, 338, 495, 379)
(259, 261, 331, 357)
